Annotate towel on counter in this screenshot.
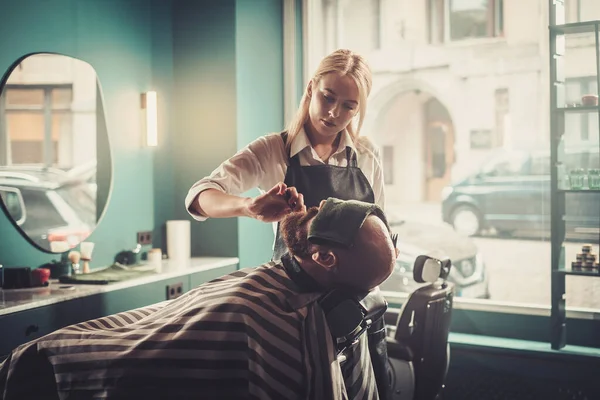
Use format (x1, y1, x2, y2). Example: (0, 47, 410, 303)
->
(0, 262, 380, 400)
(58, 263, 157, 285)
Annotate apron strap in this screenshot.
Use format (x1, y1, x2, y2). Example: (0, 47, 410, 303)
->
(281, 131, 296, 168)
(346, 147, 358, 168)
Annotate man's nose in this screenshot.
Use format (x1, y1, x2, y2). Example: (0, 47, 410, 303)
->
(319, 200, 326, 210)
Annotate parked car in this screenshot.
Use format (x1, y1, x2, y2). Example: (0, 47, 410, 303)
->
(0, 165, 95, 250)
(380, 216, 490, 299)
(441, 148, 600, 240)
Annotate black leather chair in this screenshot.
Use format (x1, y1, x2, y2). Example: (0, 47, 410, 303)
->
(386, 255, 455, 400)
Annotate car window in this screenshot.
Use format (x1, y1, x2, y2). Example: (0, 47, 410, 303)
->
(57, 184, 96, 226)
(20, 189, 67, 231)
(481, 151, 527, 177)
(0, 188, 25, 224)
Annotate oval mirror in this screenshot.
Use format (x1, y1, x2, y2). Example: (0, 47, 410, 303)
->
(0, 53, 111, 253)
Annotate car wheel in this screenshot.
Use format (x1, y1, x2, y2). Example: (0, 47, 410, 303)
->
(451, 205, 481, 236)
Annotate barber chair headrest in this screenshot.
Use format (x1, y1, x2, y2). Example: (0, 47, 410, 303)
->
(413, 255, 451, 284)
(319, 287, 388, 354)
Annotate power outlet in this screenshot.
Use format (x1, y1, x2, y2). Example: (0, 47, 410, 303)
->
(166, 282, 183, 300)
(137, 231, 152, 245)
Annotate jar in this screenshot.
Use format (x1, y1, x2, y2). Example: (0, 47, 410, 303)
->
(588, 168, 600, 189)
(569, 168, 585, 189)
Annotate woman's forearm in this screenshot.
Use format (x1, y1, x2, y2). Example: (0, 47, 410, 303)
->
(192, 189, 252, 218)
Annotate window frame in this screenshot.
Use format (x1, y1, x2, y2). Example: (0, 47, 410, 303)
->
(302, 0, 600, 350)
(428, 0, 504, 44)
(1, 83, 73, 167)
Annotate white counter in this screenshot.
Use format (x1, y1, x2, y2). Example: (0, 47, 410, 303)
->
(0, 257, 239, 316)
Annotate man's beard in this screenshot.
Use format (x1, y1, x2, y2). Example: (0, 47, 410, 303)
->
(280, 206, 319, 258)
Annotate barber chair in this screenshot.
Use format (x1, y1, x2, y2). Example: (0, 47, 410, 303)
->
(387, 255, 455, 400)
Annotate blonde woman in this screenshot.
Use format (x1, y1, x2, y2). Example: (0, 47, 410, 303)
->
(185, 48, 385, 261)
(186, 49, 391, 398)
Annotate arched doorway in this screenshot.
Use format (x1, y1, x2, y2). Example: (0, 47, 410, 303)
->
(423, 98, 454, 202)
(375, 90, 455, 203)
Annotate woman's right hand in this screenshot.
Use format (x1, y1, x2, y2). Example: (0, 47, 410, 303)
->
(246, 183, 305, 222)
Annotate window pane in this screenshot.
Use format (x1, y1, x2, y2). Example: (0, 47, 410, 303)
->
(7, 112, 44, 141)
(580, 0, 600, 21)
(20, 190, 67, 231)
(52, 88, 72, 109)
(6, 89, 44, 107)
(450, 0, 490, 40)
(0, 189, 24, 223)
(307, 0, 600, 310)
(7, 112, 44, 164)
(340, 0, 380, 53)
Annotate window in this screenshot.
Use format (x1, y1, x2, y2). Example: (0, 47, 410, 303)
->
(494, 88, 508, 147)
(1, 85, 73, 167)
(480, 150, 527, 177)
(470, 129, 493, 149)
(20, 189, 68, 232)
(0, 187, 25, 225)
(306, 0, 599, 325)
(429, 0, 504, 43)
(338, 0, 381, 54)
(566, 0, 600, 23)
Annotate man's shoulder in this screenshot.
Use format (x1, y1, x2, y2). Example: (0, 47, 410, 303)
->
(198, 262, 296, 301)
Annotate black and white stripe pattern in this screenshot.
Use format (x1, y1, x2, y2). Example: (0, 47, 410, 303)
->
(0, 263, 379, 399)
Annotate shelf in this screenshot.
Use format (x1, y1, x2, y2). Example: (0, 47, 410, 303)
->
(550, 21, 600, 35)
(557, 267, 600, 277)
(555, 105, 600, 113)
(558, 189, 600, 193)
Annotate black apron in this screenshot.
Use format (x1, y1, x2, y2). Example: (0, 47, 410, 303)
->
(273, 132, 392, 400)
(272, 132, 375, 262)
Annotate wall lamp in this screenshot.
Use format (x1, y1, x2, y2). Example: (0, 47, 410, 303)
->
(141, 91, 158, 147)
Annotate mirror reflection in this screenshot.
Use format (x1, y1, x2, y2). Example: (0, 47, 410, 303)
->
(0, 53, 111, 252)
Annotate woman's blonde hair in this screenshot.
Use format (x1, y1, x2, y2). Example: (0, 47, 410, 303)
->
(285, 49, 373, 153)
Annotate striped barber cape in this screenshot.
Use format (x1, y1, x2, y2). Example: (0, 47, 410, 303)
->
(0, 262, 380, 400)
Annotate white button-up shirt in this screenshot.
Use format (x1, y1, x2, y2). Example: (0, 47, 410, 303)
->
(185, 128, 386, 221)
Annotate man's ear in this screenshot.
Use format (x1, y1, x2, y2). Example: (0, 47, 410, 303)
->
(311, 249, 337, 270)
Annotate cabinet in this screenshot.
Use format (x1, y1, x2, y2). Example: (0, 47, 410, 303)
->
(548, 1, 600, 350)
(0, 258, 238, 358)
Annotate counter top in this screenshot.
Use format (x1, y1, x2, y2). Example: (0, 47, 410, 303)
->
(0, 257, 239, 316)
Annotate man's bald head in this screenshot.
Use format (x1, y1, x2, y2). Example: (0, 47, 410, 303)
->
(280, 199, 397, 292)
(333, 214, 396, 291)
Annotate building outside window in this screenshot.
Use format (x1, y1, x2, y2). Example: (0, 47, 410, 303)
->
(305, 0, 600, 314)
(2, 86, 73, 167)
(566, 0, 600, 23)
(429, 0, 504, 43)
(0, 54, 96, 170)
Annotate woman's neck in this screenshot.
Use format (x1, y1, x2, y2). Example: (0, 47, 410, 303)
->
(304, 122, 340, 147)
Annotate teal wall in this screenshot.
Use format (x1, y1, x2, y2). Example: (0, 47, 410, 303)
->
(170, 0, 285, 267)
(170, 0, 239, 259)
(0, 0, 168, 268)
(0, 0, 288, 270)
(236, 0, 284, 268)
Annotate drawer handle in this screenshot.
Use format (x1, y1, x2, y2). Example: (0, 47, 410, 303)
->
(25, 325, 39, 336)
